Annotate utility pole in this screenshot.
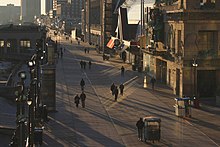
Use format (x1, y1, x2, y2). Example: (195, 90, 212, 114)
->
(102, 0, 106, 55)
(138, 0, 144, 72)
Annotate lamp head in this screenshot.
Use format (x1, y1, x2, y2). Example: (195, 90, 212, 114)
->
(28, 60, 36, 67)
(27, 97, 32, 105)
(18, 71, 26, 80)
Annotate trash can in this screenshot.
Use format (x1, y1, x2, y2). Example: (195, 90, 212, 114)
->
(143, 116, 161, 143)
(34, 127, 43, 145)
(174, 97, 192, 117)
(132, 64, 136, 71)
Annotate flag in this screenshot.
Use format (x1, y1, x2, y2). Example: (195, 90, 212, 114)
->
(107, 38, 114, 49)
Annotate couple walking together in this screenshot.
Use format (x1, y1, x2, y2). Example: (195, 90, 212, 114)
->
(75, 78, 87, 108)
(110, 83, 124, 101)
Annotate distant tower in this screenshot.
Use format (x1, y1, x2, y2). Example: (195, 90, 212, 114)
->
(21, 0, 41, 22)
(46, 0, 53, 14)
(70, 0, 84, 23)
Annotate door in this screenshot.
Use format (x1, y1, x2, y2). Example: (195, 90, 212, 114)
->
(176, 68, 180, 96)
(197, 70, 216, 97)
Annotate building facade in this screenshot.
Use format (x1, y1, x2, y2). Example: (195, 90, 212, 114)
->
(144, 0, 220, 100)
(21, 0, 41, 22)
(46, 0, 53, 14)
(0, 24, 46, 60)
(83, 0, 124, 51)
(0, 4, 20, 25)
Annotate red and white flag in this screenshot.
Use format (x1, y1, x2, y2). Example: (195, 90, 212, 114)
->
(106, 39, 114, 49)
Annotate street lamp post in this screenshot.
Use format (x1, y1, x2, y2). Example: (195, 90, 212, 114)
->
(27, 97, 32, 147)
(28, 59, 37, 147)
(192, 58, 199, 108)
(17, 71, 27, 147)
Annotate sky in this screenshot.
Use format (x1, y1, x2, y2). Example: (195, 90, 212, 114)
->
(127, 0, 154, 23)
(0, 0, 45, 14)
(0, 0, 20, 6)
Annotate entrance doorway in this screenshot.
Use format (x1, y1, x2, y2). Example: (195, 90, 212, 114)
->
(197, 70, 216, 97)
(176, 68, 180, 96)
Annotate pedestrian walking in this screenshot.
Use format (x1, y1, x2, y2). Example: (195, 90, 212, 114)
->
(60, 50, 63, 58)
(136, 118, 144, 141)
(74, 94, 80, 108)
(87, 48, 90, 53)
(80, 78, 85, 91)
(110, 83, 115, 95)
(119, 83, 124, 96)
(84, 48, 87, 53)
(57, 51, 60, 58)
(88, 61, 92, 69)
(121, 66, 125, 76)
(80, 60, 83, 69)
(80, 92, 86, 108)
(114, 86, 119, 101)
(78, 40, 80, 45)
(150, 77, 156, 90)
(83, 61, 86, 69)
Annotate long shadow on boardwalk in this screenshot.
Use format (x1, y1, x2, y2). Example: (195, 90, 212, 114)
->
(46, 110, 125, 147)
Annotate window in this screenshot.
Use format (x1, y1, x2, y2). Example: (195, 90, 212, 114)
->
(20, 40, 31, 48)
(7, 42, 11, 48)
(20, 40, 31, 53)
(198, 31, 217, 51)
(0, 40, 4, 55)
(177, 30, 182, 56)
(6, 39, 16, 53)
(0, 40, 4, 48)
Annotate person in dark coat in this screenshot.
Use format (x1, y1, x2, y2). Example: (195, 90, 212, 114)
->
(57, 51, 60, 58)
(84, 48, 87, 53)
(136, 118, 144, 141)
(119, 83, 124, 96)
(80, 78, 85, 91)
(80, 60, 83, 69)
(74, 94, 80, 108)
(60, 50, 63, 58)
(114, 86, 119, 101)
(88, 61, 92, 69)
(121, 66, 125, 76)
(110, 83, 115, 95)
(87, 48, 90, 53)
(80, 92, 86, 108)
(150, 77, 156, 90)
(83, 61, 86, 69)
